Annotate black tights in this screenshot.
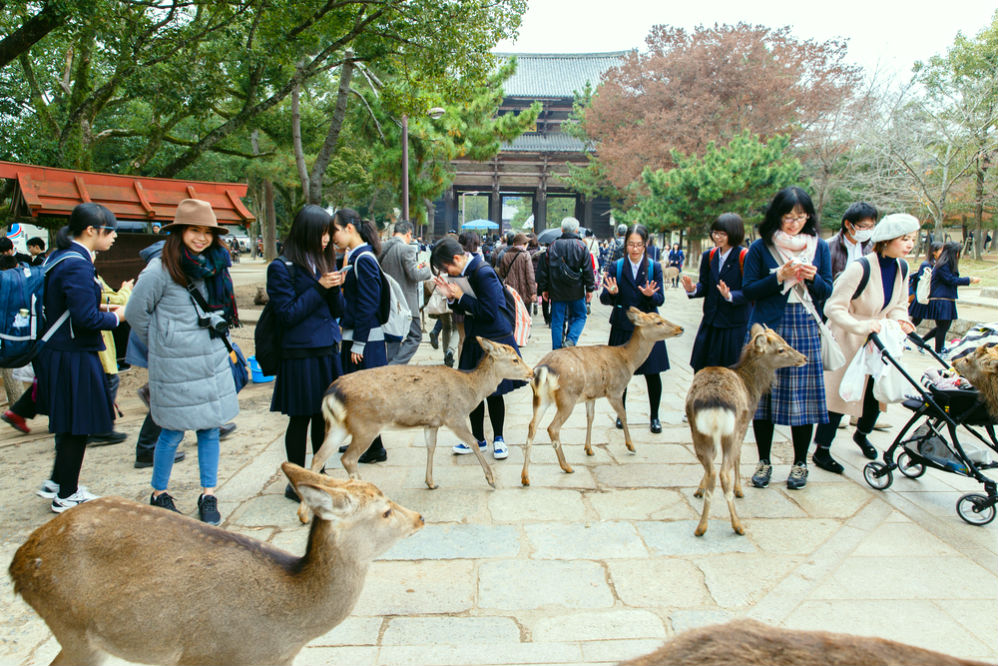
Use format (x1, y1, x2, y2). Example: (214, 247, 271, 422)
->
(51, 433, 87, 498)
(753, 420, 813, 466)
(471, 395, 505, 442)
(814, 379, 879, 448)
(285, 414, 326, 468)
(621, 374, 663, 420)
(921, 319, 952, 353)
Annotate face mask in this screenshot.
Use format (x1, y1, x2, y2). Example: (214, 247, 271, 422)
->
(852, 228, 873, 243)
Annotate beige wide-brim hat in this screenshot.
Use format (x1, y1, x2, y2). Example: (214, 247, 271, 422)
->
(159, 198, 229, 235)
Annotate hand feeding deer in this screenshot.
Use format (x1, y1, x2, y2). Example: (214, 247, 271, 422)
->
(521, 308, 684, 486)
(8, 463, 423, 666)
(299, 337, 532, 522)
(685, 324, 807, 536)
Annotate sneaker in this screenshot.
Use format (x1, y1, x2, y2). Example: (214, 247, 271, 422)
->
(150, 492, 181, 513)
(751, 461, 773, 488)
(444, 350, 455, 367)
(87, 431, 128, 446)
(492, 437, 509, 460)
(787, 462, 809, 490)
(36, 479, 59, 499)
(197, 494, 221, 525)
(453, 439, 487, 455)
(51, 489, 100, 513)
(2, 410, 30, 433)
(134, 450, 186, 469)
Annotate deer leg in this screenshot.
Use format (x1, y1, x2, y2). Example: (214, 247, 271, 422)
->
(546, 400, 576, 474)
(446, 419, 495, 488)
(48, 632, 103, 665)
(694, 441, 716, 537)
(607, 394, 635, 452)
(523, 392, 553, 486)
(583, 400, 596, 456)
(424, 427, 438, 490)
(719, 445, 745, 535)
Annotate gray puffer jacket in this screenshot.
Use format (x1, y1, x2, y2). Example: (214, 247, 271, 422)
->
(125, 258, 238, 431)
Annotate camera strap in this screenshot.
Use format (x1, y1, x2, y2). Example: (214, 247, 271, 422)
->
(186, 283, 235, 354)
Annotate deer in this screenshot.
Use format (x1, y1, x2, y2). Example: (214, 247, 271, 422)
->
(685, 324, 807, 536)
(299, 337, 532, 522)
(952, 343, 998, 421)
(8, 463, 423, 666)
(620, 618, 988, 665)
(521, 307, 684, 486)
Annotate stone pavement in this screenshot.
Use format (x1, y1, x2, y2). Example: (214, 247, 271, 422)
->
(1, 259, 996, 665)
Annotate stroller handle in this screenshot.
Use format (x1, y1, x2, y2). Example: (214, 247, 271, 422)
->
(868, 332, 885, 352)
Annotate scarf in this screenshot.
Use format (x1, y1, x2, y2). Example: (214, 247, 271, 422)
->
(180, 244, 239, 326)
(772, 231, 817, 292)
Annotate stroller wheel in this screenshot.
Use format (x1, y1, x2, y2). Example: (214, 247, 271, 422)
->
(956, 493, 996, 526)
(863, 462, 893, 490)
(897, 451, 926, 479)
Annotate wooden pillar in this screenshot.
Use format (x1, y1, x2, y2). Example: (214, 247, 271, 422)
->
(534, 189, 547, 234)
(574, 195, 585, 224)
(443, 188, 458, 236)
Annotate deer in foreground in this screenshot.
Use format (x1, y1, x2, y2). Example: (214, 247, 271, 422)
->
(300, 337, 532, 522)
(685, 324, 807, 536)
(620, 618, 988, 665)
(953, 343, 998, 421)
(521, 308, 683, 486)
(8, 463, 423, 666)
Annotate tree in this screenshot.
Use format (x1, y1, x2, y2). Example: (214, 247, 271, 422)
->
(577, 23, 861, 196)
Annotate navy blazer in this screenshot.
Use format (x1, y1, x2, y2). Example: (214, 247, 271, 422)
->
(338, 244, 383, 346)
(688, 248, 750, 329)
(451, 255, 514, 340)
(599, 257, 665, 331)
(43, 244, 118, 352)
(742, 237, 833, 328)
(929, 263, 970, 300)
(266, 258, 342, 350)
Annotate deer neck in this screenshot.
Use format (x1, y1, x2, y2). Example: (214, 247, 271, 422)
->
(622, 326, 656, 372)
(467, 354, 502, 403)
(734, 353, 778, 407)
(290, 519, 368, 636)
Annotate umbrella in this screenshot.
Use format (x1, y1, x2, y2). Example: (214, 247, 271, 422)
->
(461, 219, 499, 230)
(536, 226, 591, 245)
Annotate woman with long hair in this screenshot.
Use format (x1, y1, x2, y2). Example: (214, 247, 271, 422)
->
(742, 187, 833, 491)
(921, 241, 981, 352)
(268, 205, 344, 500)
(600, 224, 668, 433)
(34, 203, 122, 512)
(908, 241, 943, 325)
(125, 199, 239, 525)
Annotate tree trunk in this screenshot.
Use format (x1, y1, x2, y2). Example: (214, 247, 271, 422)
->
(974, 161, 985, 260)
(263, 179, 277, 262)
(0, 2, 66, 70)
(291, 82, 310, 203)
(307, 57, 355, 205)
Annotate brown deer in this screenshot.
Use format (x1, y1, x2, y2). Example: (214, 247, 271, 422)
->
(521, 308, 684, 486)
(300, 337, 532, 522)
(685, 324, 807, 536)
(8, 463, 423, 666)
(620, 618, 988, 665)
(953, 343, 998, 421)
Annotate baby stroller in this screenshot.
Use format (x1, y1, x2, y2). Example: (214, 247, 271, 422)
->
(861, 333, 998, 526)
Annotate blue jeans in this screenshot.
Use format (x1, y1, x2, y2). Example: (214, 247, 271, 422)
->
(152, 427, 220, 491)
(550, 298, 588, 349)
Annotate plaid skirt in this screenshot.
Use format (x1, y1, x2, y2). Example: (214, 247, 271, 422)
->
(752, 303, 829, 426)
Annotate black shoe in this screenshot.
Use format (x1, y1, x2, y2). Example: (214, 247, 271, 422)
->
(88, 431, 128, 446)
(429, 329, 440, 350)
(198, 494, 221, 525)
(854, 432, 877, 459)
(650, 418, 662, 434)
(358, 444, 387, 464)
(284, 483, 299, 501)
(150, 492, 181, 513)
(615, 418, 623, 430)
(219, 422, 237, 440)
(444, 351, 455, 367)
(134, 450, 186, 469)
(812, 447, 844, 474)
(338, 444, 349, 453)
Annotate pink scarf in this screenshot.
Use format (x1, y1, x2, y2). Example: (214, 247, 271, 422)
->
(772, 231, 817, 292)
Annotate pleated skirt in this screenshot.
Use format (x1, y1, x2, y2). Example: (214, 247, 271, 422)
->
(35, 347, 114, 435)
(270, 352, 343, 416)
(689, 323, 746, 372)
(608, 326, 669, 375)
(925, 298, 957, 321)
(907, 299, 930, 320)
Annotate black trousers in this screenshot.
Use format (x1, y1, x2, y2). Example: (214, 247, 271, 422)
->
(814, 378, 880, 447)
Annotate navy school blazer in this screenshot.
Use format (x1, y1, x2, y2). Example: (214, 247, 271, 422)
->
(450, 255, 514, 340)
(43, 244, 119, 352)
(266, 258, 342, 350)
(742, 237, 833, 328)
(687, 248, 751, 329)
(599, 257, 665, 332)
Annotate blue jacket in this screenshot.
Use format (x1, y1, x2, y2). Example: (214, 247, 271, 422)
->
(688, 248, 750, 328)
(451, 255, 513, 340)
(43, 244, 119, 352)
(266, 258, 342, 350)
(599, 257, 665, 331)
(339, 244, 382, 351)
(742, 237, 833, 328)
(928, 262, 970, 300)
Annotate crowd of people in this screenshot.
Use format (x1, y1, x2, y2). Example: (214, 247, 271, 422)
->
(4, 185, 986, 522)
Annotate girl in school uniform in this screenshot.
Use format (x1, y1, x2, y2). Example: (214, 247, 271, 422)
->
(908, 241, 942, 325)
(331, 208, 389, 463)
(267, 205, 344, 500)
(667, 243, 685, 287)
(431, 236, 526, 460)
(921, 241, 981, 352)
(35, 203, 123, 512)
(682, 213, 751, 372)
(599, 224, 668, 433)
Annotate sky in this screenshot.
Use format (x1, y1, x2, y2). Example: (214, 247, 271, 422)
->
(494, 0, 997, 82)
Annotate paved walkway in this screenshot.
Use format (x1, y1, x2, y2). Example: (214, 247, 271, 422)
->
(2, 260, 996, 665)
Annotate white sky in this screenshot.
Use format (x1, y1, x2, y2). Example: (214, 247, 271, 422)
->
(495, 0, 997, 82)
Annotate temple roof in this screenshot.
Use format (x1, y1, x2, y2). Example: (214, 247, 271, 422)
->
(501, 132, 588, 153)
(494, 52, 628, 99)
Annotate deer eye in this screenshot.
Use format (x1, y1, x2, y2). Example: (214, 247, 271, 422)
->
(383, 509, 392, 518)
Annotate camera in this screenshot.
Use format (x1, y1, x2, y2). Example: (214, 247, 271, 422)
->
(197, 311, 230, 338)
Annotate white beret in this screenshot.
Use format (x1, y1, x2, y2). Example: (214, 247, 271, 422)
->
(871, 213, 920, 243)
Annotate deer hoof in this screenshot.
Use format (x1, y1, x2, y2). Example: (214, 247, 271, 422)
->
(732, 524, 745, 536)
(562, 464, 574, 474)
(693, 488, 704, 498)
(296, 504, 311, 525)
(521, 474, 530, 487)
(735, 488, 744, 499)
(625, 443, 636, 452)
(584, 447, 594, 457)
(425, 482, 438, 490)
(694, 524, 707, 537)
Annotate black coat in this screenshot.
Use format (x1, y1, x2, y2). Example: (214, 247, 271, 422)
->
(536, 233, 595, 301)
(687, 248, 750, 329)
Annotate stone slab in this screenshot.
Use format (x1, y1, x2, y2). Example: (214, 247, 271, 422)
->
(382, 523, 521, 560)
(607, 559, 713, 608)
(636, 521, 757, 555)
(353, 561, 476, 615)
(586, 488, 695, 522)
(530, 610, 666, 642)
(479, 560, 615, 610)
(488, 487, 590, 522)
(525, 521, 648, 559)
(697, 553, 804, 608)
(382, 616, 521, 645)
(377, 642, 582, 666)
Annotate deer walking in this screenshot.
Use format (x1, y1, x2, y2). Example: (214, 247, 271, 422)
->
(685, 324, 807, 536)
(521, 308, 683, 486)
(8, 463, 423, 666)
(300, 338, 532, 522)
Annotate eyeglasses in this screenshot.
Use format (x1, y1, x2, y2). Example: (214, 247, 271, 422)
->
(626, 242, 646, 248)
(710, 230, 728, 236)
(851, 221, 875, 230)
(781, 214, 808, 224)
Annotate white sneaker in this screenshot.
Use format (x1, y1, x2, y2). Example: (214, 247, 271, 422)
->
(51, 489, 101, 513)
(36, 479, 59, 499)
(492, 437, 509, 460)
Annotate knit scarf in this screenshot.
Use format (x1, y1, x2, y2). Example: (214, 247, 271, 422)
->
(180, 244, 239, 326)
(772, 231, 817, 292)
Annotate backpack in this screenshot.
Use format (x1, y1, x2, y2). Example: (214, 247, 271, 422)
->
(546, 239, 585, 285)
(0, 253, 86, 368)
(355, 250, 412, 340)
(915, 266, 932, 305)
(709, 247, 747, 274)
(253, 256, 296, 377)
(849, 255, 909, 302)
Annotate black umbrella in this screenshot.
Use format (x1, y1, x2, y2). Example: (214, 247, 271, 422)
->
(536, 226, 591, 245)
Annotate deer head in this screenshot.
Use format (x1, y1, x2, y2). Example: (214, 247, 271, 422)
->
(626, 307, 684, 342)
(476, 336, 534, 382)
(745, 323, 807, 369)
(953, 344, 998, 383)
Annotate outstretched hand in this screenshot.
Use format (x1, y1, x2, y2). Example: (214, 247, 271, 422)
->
(716, 280, 731, 301)
(433, 274, 462, 300)
(680, 274, 695, 292)
(604, 276, 619, 295)
(638, 280, 659, 297)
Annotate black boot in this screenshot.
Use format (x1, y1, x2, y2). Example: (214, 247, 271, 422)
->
(853, 431, 877, 459)
(358, 442, 387, 463)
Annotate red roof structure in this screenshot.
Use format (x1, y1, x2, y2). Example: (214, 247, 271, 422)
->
(0, 160, 255, 225)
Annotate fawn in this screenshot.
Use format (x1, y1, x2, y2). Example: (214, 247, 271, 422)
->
(953, 343, 998, 421)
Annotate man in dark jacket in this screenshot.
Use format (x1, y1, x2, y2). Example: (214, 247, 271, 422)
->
(536, 217, 596, 348)
(380, 220, 432, 365)
(827, 202, 877, 279)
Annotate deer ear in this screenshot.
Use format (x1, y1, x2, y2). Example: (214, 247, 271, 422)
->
(627, 307, 642, 324)
(477, 336, 494, 353)
(750, 323, 765, 338)
(753, 330, 768, 352)
(297, 484, 356, 522)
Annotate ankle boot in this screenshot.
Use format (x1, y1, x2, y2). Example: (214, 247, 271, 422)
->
(853, 431, 877, 459)
(812, 446, 844, 474)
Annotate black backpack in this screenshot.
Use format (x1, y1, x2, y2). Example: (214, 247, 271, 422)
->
(254, 257, 296, 376)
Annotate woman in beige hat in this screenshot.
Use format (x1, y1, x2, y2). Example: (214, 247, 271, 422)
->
(125, 198, 239, 525)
